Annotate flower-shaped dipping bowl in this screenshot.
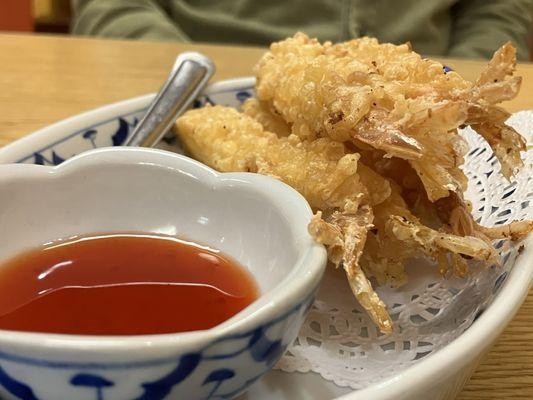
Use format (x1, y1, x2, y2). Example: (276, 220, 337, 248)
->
(0, 147, 327, 400)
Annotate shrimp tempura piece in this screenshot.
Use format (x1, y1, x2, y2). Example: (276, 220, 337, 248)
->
(255, 33, 524, 200)
(176, 105, 393, 333)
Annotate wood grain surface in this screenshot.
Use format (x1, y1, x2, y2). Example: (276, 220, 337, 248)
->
(0, 33, 531, 399)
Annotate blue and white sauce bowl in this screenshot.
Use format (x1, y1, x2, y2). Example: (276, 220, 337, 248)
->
(0, 78, 327, 400)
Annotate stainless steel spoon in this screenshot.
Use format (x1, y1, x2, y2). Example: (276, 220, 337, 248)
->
(124, 52, 215, 148)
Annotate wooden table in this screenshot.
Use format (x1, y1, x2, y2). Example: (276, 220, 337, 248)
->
(0, 33, 532, 399)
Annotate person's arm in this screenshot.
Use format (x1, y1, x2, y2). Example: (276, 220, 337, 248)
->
(71, 0, 190, 42)
(449, 0, 533, 60)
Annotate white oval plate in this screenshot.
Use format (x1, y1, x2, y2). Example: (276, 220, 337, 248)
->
(0, 78, 531, 400)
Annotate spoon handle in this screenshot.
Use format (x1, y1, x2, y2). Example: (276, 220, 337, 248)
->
(125, 52, 215, 148)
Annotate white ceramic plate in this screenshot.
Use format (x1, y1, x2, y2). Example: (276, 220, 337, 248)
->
(0, 78, 531, 400)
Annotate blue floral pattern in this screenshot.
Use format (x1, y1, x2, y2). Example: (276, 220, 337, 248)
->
(17, 88, 255, 167)
(0, 293, 314, 400)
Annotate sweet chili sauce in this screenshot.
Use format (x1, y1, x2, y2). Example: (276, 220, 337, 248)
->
(0, 234, 258, 335)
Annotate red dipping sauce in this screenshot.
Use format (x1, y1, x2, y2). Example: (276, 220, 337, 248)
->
(0, 234, 259, 335)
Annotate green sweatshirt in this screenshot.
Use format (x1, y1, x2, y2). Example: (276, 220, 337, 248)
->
(71, 0, 533, 60)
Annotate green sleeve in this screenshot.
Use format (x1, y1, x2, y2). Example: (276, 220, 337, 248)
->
(449, 0, 533, 60)
(71, 0, 190, 42)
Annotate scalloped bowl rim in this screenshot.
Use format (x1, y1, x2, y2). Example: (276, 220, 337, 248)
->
(0, 146, 327, 358)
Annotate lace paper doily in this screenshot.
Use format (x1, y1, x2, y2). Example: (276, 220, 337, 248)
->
(276, 111, 533, 389)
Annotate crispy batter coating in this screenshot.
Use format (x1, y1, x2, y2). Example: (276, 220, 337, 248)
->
(177, 105, 393, 332)
(176, 35, 532, 334)
(242, 98, 291, 137)
(255, 33, 524, 200)
(177, 105, 365, 212)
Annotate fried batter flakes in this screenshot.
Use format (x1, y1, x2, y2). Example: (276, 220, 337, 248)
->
(177, 106, 365, 212)
(242, 98, 291, 137)
(176, 34, 531, 334)
(255, 33, 524, 201)
(177, 106, 393, 332)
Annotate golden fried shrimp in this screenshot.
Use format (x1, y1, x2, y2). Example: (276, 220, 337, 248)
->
(176, 35, 532, 334)
(177, 105, 393, 333)
(255, 34, 428, 157)
(176, 105, 365, 212)
(255, 33, 473, 202)
(255, 33, 525, 201)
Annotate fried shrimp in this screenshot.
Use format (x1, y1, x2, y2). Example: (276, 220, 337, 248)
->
(176, 34, 531, 333)
(255, 33, 523, 201)
(177, 105, 393, 332)
(176, 106, 365, 212)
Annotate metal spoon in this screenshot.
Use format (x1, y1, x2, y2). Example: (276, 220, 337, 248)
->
(124, 52, 215, 148)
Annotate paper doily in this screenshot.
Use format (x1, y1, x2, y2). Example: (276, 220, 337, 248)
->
(276, 111, 533, 389)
